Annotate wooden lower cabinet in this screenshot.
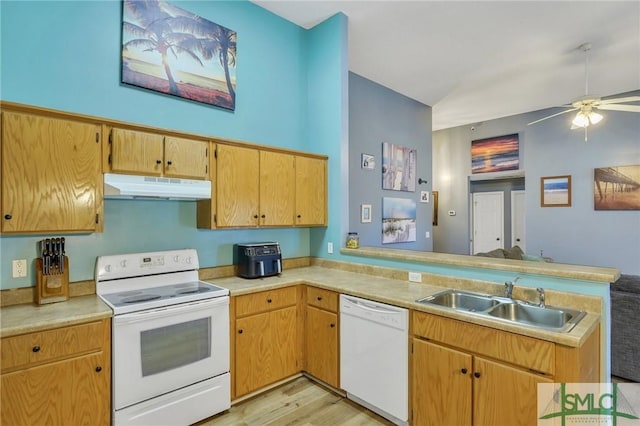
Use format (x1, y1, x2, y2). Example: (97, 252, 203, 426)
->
(305, 305, 339, 388)
(234, 288, 300, 398)
(412, 339, 472, 426)
(411, 311, 599, 426)
(473, 357, 552, 426)
(0, 319, 110, 426)
(304, 286, 339, 388)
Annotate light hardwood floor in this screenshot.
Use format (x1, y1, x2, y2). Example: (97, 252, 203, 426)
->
(195, 377, 394, 426)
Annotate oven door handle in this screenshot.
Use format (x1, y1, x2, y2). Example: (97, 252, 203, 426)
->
(114, 297, 228, 325)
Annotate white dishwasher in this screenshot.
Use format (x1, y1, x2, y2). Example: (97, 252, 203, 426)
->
(340, 294, 408, 426)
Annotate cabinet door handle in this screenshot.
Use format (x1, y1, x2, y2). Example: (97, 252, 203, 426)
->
(317, 296, 322, 301)
(461, 368, 468, 374)
(330, 323, 335, 328)
(32, 345, 41, 353)
(95, 366, 103, 372)
(297, 214, 301, 218)
(3, 214, 11, 220)
(254, 214, 259, 219)
(261, 214, 266, 218)
(267, 298, 272, 303)
(156, 160, 162, 164)
(238, 329, 244, 334)
(474, 372, 481, 378)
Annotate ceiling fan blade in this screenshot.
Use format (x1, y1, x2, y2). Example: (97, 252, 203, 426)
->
(599, 96, 640, 105)
(527, 108, 578, 125)
(597, 104, 640, 112)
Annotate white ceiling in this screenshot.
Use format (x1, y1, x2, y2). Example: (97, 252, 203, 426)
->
(252, 1, 640, 130)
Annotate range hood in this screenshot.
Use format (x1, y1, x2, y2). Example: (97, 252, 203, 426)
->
(104, 173, 211, 200)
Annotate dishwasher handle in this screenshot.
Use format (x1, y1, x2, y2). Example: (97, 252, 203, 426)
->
(340, 294, 408, 329)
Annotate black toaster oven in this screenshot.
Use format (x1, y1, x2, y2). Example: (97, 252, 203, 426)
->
(233, 242, 282, 279)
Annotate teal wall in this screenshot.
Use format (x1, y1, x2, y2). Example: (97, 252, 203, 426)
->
(0, 0, 332, 287)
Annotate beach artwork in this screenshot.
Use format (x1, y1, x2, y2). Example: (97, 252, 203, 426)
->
(382, 142, 416, 192)
(122, 0, 237, 110)
(382, 197, 416, 244)
(471, 134, 519, 174)
(594, 165, 640, 210)
(541, 175, 571, 207)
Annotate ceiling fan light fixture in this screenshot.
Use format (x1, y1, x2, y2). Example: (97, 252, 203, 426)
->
(572, 111, 590, 128)
(571, 110, 603, 128)
(589, 111, 603, 125)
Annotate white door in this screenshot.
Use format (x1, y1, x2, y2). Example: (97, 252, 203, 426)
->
(472, 191, 504, 254)
(511, 190, 526, 250)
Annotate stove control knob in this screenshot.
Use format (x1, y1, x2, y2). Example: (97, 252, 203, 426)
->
(185, 257, 192, 264)
(120, 260, 127, 268)
(105, 265, 112, 273)
(173, 255, 180, 263)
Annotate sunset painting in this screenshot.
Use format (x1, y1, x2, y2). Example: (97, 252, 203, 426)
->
(471, 134, 519, 174)
(122, 0, 237, 110)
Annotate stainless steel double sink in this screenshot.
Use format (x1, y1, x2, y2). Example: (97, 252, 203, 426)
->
(416, 289, 586, 333)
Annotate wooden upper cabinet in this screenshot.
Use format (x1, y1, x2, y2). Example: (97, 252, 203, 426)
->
(164, 136, 208, 179)
(216, 144, 259, 227)
(109, 128, 208, 180)
(110, 128, 164, 176)
(260, 151, 295, 226)
(1, 111, 102, 234)
(295, 156, 327, 226)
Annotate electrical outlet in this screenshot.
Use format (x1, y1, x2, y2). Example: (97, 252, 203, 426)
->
(327, 242, 334, 254)
(12, 259, 27, 278)
(408, 271, 422, 283)
(425, 231, 430, 238)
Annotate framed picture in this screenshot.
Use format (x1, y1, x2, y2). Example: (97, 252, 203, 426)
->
(594, 165, 640, 210)
(382, 197, 416, 244)
(361, 204, 372, 223)
(541, 175, 572, 207)
(382, 142, 417, 192)
(432, 191, 439, 226)
(361, 153, 375, 170)
(471, 134, 519, 174)
(122, 0, 237, 110)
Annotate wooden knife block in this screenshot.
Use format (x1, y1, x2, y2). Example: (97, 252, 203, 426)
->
(35, 257, 69, 305)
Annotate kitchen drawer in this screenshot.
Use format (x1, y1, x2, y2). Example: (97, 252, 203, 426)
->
(412, 311, 555, 375)
(235, 286, 298, 317)
(1, 321, 106, 373)
(306, 287, 338, 312)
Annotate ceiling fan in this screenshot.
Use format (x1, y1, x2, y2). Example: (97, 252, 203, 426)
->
(528, 42, 640, 141)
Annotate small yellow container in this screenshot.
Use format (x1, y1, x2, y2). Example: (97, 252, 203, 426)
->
(346, 232, 359, 249)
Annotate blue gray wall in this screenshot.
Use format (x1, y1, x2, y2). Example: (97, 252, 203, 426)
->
(433, 91, 640, 275)
(348, 73, 433, 250)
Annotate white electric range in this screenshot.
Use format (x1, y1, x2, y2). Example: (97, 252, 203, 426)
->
(96, 249, 230, 426)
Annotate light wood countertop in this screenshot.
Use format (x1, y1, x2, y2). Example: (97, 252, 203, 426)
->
(208, 266, 601, 348)
(342, 246, 620, 283)
(0, 266, 601, 348)
(0, 295, 112, 338)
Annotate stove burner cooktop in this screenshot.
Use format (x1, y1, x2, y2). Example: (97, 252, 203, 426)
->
(100, 281, 228, 314)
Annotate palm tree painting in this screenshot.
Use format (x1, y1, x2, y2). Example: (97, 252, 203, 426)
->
(122, 0, 237, 110)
